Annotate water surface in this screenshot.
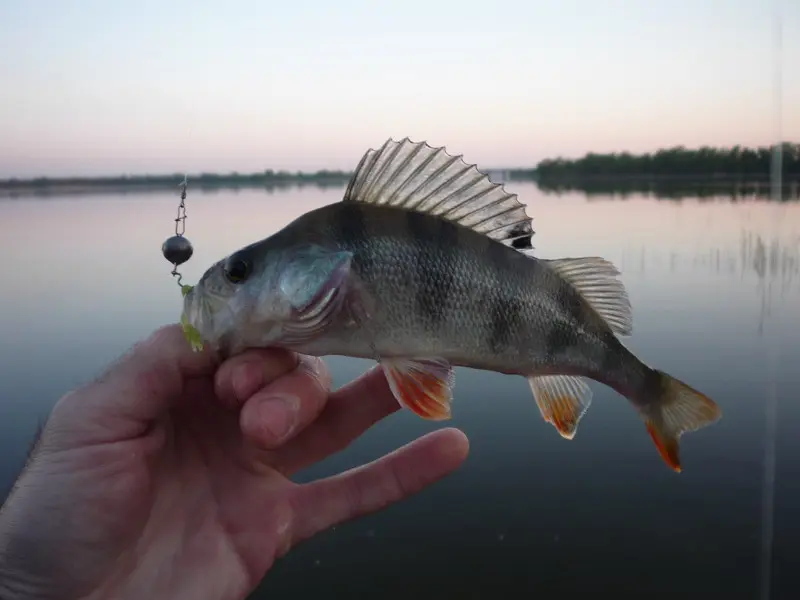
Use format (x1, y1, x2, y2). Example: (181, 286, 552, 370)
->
(0, 184, 798, 599)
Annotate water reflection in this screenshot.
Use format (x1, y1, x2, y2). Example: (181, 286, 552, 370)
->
(533, 178, 800, 202)
(626, 227, 800, 336)
(5, 176, 800, 204)
(0, 183, 798, 599)
(0, 178, 351, 200)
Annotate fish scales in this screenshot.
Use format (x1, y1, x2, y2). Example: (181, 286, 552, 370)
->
(182, 137, 722, 473)
(285, 201, 620, 381)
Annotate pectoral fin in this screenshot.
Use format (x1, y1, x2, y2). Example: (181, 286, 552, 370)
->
(381, 358, 455, 420)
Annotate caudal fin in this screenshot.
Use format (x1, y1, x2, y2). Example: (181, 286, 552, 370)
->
(639, 370, 721, 472)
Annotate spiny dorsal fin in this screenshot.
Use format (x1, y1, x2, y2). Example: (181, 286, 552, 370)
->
(343, 138, 534, 249)
(542, 257, 633, 337)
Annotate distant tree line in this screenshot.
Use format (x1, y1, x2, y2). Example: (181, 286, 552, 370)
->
(3, 143, 799, 198)
(533, 143, 800, 180)
(0, 169, 354, 193)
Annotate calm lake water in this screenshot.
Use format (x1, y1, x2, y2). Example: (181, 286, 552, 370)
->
(1, 183, 799, 599)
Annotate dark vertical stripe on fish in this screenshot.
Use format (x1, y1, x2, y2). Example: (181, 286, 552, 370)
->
(486, 295, 524, 355)
(333, 204, 373, 274)
(543, 323, 568, 362)
(480, 239, 523, 354)
(543, 279, 587, 360)
(405, 211, 458, 327)
(600, 333, 625, 373)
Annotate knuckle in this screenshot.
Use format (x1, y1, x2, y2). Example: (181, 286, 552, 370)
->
(131, 361, 176, 401)
(143, 324, 182, 350)
(298, 356, 331, 392)
(383, 459, 411, 504)
(261, 350, 300, 384)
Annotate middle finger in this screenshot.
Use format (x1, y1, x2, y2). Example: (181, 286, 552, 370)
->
(273, 365, 402, 475)
(240, 355, 332, 451)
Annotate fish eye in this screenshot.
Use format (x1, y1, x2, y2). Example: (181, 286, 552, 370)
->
(223, 254, 251, 284)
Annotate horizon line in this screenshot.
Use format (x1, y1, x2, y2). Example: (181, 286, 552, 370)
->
(2, 140, 797, 183)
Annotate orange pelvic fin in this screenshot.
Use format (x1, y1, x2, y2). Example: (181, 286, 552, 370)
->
(528, 374, 593, 439)
(381, 357, 455, 421)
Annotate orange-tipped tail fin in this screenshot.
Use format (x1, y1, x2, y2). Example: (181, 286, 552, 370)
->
(641, 370, 721, 472)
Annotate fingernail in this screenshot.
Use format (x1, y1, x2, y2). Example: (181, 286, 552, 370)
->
(233, 363, 264, 400)
(260, 394, 299, 441)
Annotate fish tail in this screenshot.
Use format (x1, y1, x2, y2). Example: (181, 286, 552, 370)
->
(635, 368, 721, 472)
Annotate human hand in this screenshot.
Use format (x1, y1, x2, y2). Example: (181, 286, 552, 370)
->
(0, 325, 469, 600)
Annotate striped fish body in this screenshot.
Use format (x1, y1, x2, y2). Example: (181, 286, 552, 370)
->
(183, 138, 721, 472)
(274, 201, 628, 385)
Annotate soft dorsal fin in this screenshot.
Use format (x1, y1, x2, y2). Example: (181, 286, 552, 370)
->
(343, 138, 534, 249)
(542, 257, 633, 337)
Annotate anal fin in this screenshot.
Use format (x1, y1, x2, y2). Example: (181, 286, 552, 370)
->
(381, 358, 455, 421)
(528, 374, 593, 440)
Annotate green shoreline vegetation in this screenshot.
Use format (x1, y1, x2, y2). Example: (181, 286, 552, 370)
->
(1, 143, 798, 200)
(519, 142, 800, 202)
(529, 142, 800, 180)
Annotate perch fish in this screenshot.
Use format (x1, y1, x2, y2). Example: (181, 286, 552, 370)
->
(181, 138, 722, 472)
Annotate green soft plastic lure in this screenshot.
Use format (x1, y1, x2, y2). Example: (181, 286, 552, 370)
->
(179, 284, 205, 352)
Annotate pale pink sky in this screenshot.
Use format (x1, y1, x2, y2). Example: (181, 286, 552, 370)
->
(1, 0, 798, 178)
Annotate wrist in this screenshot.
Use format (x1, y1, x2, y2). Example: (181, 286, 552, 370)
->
(0, 485, 56, 600)
(0, 577, 39, 600)
(0, 546, 47, 600)
(0, 537, 41, 600)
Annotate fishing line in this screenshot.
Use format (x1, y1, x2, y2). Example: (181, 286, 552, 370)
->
(759, 2, 783, 599)
(162, 175, 195, 297)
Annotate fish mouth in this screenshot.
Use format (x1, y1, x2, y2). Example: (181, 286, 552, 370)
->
(182, 286, 231, 348)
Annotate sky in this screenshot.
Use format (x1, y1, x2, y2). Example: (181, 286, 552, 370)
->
(0, 0, 798, 178)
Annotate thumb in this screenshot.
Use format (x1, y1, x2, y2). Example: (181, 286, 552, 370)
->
(46, 324, 220, 446)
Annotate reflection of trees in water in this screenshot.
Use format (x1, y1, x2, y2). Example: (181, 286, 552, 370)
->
(551, 183, 800, 337)
(740, 231, 800, 335)
(1, 179, 352, 200)
(535, 179, 800, 203)
(742, 231, 799, 287)
(620, 228, 799, 337)
(628, 231, 798, 283)
(686, 230, 798, 335)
